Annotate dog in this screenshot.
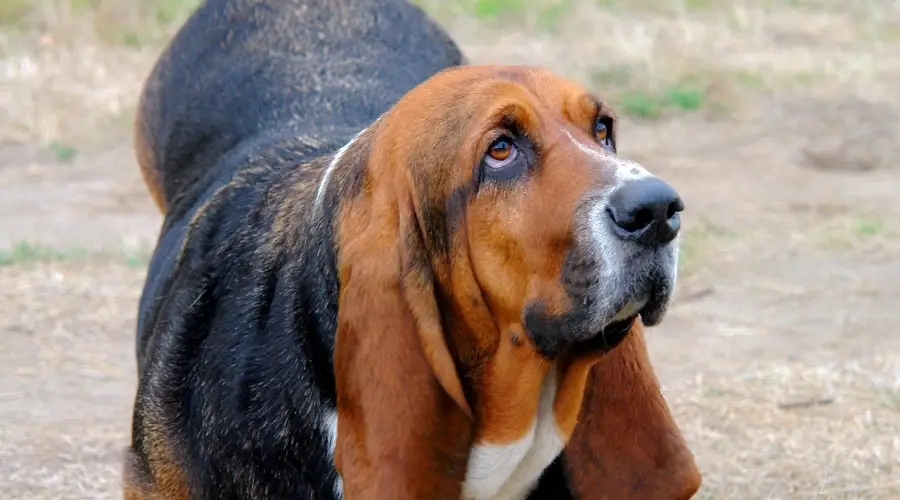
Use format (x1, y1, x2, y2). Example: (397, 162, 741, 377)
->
(126, 0, 702, 498)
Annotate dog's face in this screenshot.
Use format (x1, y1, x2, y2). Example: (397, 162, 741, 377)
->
(334, 65, 695, 498)
(383, 66, 682, 360)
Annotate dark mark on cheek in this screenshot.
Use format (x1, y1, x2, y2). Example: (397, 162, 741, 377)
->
(522, 300, 594, 359)
(416, 175, 475, 260)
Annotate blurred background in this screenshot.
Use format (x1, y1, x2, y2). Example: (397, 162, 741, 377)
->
(1, 0, 899, 498)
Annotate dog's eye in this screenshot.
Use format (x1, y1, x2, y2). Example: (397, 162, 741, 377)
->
(485, 137, 518, 169)
(595, 118, 611, 147)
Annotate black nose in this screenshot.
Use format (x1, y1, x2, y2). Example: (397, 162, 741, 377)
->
(606, 177, 684, 246)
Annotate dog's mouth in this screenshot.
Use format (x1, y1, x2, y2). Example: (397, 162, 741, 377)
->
(569, 314, 638, 354)
(524, 273, 672, 359)
(568, 290, 665, 354)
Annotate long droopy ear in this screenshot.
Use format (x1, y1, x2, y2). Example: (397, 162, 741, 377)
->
(560, 322, 702, 499)
(332, 159, 474, 499)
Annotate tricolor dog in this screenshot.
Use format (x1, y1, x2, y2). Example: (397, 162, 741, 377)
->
(126, 0, 702, 498)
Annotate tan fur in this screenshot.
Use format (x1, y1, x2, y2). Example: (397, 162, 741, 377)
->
(133, 104, 166, 213)
(123, 421, 191, 500)
(331, 65, 699, 497)
(333, 158, 472, 498)
(564, 323, 703, 499)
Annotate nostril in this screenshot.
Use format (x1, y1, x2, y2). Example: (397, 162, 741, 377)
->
(666, 200, 682, 220)
(607, 202, 668, 233)
(629, 207, 655, 232)
(670, 197, 685, 218)
(605, 205, 654, 233)
(605, 178, 684, 244)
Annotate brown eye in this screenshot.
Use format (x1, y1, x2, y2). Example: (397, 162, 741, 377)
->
(484, 136, 518, 170)
(595, 119, 611, 145)
(489, 138, 512, 161)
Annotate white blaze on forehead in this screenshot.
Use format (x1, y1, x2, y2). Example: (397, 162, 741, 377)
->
(462, 365, 567, 500)
(565, 126, 682, 328)
(566, 128, 658, 314)
(564, 130, 653, 188)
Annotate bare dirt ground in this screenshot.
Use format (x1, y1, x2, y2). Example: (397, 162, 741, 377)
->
(2, 1, 899, 498)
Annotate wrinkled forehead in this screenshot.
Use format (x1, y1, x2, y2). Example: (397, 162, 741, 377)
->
(398, 66, 609, 181)
(390, 66, 615, 249)
(450, 66, 607, 127)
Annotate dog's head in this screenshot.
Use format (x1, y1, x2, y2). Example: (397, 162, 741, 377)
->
(330, 65, 695, 499)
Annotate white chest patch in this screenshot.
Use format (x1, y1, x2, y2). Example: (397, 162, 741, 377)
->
(461, 368, 566, 500)
(323, 410, 344, 499)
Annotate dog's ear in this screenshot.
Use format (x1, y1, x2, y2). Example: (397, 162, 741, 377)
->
(332, 163, 474, 499)
(560, 322, 702, 499)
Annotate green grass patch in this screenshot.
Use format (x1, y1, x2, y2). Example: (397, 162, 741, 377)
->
(807, 213, 900, 251)
(621, 91, 665, 118)
(854, 217, 885, 238)
(67, 0, 199, 22)
(594, 64, 756, 120)
(683, 0, 715, 9)
(0, 242, 85, 266)
(593, 0, 719, 14)
(532, 1, 572, 32)
(0, 0, 32, 27)
(413, 0, 574, 32)
(734, 70, 767, 90)
(619, 83, 707, 119)
(881, 388, 900, 411)
(19, 0, 202, 48)
(471, 0, 526, 18)
(703, 387, 726, 398)
(47, 141, 78, 162)
(93, 0, 201, 47)
(122, 248, 152, 269)
(151, 0, 198, 25)
(590, 65, 634, 88)
(0, 242, 152, 268)
(592, 66, 717, 118)
(665, 85, 704, 110)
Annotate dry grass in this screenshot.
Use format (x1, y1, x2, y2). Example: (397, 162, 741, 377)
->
(2, 261, 899, 499)
(0, 262, 143, 500)
(0, 0, 197, 146)
(4, 0, 899, 141)
(428, 0, 900, 121)
(671, 357, 900, 499)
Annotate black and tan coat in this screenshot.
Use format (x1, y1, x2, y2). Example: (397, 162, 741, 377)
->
(127, 0, 702, 498)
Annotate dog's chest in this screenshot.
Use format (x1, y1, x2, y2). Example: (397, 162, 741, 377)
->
(461, 369, 565, 500)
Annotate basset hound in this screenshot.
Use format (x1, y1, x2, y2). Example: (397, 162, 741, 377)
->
(126, 0, 702, 498)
